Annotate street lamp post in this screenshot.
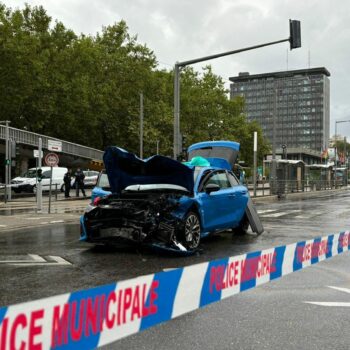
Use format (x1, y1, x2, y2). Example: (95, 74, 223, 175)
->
(334, 119, 350, 188)
(173, 20, 302, 159)
(0, 120, 10, 202)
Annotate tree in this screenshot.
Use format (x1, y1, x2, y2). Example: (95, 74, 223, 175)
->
(0, 3, 270, 168)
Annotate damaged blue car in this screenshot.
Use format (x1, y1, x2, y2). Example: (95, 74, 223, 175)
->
(80, 141, 263, 252)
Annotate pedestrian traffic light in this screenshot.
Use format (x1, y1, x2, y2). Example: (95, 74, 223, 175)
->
(289, 19, 301, 50)
(37, 169, 42, 182)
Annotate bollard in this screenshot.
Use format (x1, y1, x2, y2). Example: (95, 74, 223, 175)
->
(55, 184, 58, 201)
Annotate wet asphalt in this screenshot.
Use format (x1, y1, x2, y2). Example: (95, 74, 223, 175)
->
(1, 190, 350, 349)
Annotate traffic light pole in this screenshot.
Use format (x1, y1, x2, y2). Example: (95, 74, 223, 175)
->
(4, 121, 10, 202)
(173, 19, 301, 159)
(37, 137, 42, 211)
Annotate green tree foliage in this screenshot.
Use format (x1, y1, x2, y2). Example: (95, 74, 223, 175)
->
(0, 3, 269, 167)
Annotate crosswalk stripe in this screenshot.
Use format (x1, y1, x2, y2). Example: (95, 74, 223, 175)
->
(257, 209, 277, 214)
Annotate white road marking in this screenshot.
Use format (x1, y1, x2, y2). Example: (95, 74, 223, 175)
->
(260, 210, 301, 218)
(328, 286, 350, 294)
(46, 256, 72, 266)
(0, 254, 72, 266)
(0, 225, 7, 227)
(27, 254, 46, 262)
(304, 302, 350, 307)
(0, 254, 45, 263)
(304, 286, 350, 307)
(257, 209, 277, 214)
(26, 217, 50, 220)
(50, 220, 64, 224)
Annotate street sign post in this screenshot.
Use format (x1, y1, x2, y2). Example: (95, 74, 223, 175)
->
(44, 153, 59, 213)
(48, 140, 62, 153)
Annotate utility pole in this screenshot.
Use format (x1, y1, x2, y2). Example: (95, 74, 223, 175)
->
(1, 120, 11, 203)
(173, 20, 301, 159)
(37, 137, 42, 211)
(253, 131, 258, 197)
(156, 140, 160, 155)
(139, 92, 144, 159)
(271, 83, 278, 194)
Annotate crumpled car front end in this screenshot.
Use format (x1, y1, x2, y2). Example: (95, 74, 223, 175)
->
(80, 185, 194, 252)
(80, 146, 196, 252)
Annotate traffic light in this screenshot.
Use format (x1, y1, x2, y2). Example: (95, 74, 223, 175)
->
(289, 19, 301, 50)
(9, 140, 20, 159)
(181, 134, 187, 161)
(282, 144, 287, 159)
(37, 169, 43, 182)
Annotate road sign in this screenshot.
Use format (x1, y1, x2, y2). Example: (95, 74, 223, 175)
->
(45, 153, 59, 167)
(48, 139, 62, 152)
(33, 150, 43, 158)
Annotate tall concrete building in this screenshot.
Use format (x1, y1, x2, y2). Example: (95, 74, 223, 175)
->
(230, 68, 330, 158)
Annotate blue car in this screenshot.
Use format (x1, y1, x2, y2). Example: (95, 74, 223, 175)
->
(80, 141, 263, 252)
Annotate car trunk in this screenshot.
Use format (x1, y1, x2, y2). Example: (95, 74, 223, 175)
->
(187, 141, 240, 170)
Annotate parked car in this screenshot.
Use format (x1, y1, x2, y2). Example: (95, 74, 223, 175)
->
(12, 166, 68, 193)
(80, 141, 263, 252)
(61, 170, 99, 192)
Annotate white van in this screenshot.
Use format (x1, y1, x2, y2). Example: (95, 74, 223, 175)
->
(12, 166, 68, 193)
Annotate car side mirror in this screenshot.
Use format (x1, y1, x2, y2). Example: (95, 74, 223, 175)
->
(205, 183, 220, 194)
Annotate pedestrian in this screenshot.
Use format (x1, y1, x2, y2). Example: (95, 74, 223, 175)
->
(63, 169, 72, 198)
(75, 168, 86, 197)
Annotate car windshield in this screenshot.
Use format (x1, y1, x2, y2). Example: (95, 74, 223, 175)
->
(21, 169, 37, 178)
(98, 173, 110, 189)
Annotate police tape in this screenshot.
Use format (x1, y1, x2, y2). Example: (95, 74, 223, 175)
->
(0, 231, 350, 350)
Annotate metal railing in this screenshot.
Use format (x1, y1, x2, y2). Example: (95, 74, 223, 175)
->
(0, 125, 103, 160)
(247, 179, 349, 197)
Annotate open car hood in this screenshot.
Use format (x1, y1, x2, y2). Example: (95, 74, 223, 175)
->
(103, 147, 194, 194)
(187, 141, 240, 170)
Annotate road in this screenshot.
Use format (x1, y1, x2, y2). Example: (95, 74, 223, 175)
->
(0, 190, 350, 349)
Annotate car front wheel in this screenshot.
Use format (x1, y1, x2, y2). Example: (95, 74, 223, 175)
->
(182, 212, 201, 249)
(233, 214, 249, 236)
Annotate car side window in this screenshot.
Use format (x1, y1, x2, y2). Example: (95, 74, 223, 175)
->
(204, 171, 231, 190)
(227, 171, 239, 186)
(41, 170, 51, 179)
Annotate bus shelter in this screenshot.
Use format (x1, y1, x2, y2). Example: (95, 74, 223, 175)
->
(264, 159, 305, 195)
(306, 164, 333, 190)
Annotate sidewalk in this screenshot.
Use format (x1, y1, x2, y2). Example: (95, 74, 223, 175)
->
(0, 193, 91, 232)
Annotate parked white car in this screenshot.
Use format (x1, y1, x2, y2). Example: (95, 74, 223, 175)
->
(12, 167, 68, 193)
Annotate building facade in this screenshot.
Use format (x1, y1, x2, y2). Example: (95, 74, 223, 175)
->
(229, 68, 330, 155)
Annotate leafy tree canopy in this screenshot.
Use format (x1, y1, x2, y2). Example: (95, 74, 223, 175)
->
(0, 3, 270, 166)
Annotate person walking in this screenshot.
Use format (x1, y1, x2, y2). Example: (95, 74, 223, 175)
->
(63, 169, 72, 198)
(75, 168, 86, 197)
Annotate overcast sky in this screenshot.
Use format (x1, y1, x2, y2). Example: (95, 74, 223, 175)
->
(5, 0, 350, 139)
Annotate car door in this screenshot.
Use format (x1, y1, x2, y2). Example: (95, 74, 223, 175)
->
(226, 171, 249, 226)
(197, 170, 238, 232)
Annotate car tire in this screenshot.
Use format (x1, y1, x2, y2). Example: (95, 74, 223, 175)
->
(13, 188, 21, 194)
(233, 213, 249, 236)
(181, 211, 201, 250)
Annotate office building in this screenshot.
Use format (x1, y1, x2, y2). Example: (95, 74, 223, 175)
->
(229, 68, 330, 159)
